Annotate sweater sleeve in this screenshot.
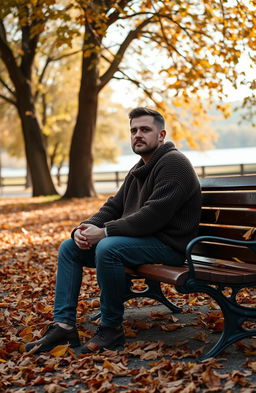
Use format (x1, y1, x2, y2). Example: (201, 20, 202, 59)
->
(105, 167, 190, 237)
(80, 181, 125, 227)
(70, 184, 125, 240)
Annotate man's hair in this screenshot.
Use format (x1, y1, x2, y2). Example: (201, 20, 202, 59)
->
(129, 107, 165, 130)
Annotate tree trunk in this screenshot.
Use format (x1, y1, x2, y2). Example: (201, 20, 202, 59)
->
(17, 81, 57, 196)
(64, 87, 97, 198)
(25, 162, 31, 189)
(64, 29, 99, 198)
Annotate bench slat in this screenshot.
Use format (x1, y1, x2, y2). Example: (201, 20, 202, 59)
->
(201, 175, 256, 190)
(193, 242, 256, 263)
(201, 208, 256, 227)
(198, 225, 256, 240)
(202, 192, 256, 207)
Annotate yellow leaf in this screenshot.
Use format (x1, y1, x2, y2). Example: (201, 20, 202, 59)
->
(50, 344, 69, 357)
(214, 210, 220, 222)
(22, 333, 34, 342)
(78, 330, 91, 338)
(243, 227, 256, 240)
(233, 257, 244, 264)
(103, 359, 113, 370)
(24, 314, 33, 324)
(44, 306, 53, 312)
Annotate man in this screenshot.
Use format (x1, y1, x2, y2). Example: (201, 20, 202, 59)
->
(26, 107, 201, 354)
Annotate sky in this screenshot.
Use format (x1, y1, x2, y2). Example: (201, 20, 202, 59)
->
(111, 52, 256, 107)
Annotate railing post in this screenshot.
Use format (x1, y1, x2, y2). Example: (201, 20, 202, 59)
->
(115, 171, 119, 188)
(201, 166, 205, 178)
(240, 164, 244, 175)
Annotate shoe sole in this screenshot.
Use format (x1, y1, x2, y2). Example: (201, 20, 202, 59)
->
(26, 338, 81, 353)
(80, 335, 125, 354)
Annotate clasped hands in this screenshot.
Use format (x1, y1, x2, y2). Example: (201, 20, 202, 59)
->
(73, 223, 105, 249)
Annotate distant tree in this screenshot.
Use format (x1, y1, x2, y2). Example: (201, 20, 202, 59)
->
(0, 1, 60, 196)
(63, 0, 255, 197)
(0, 55, 127, 187)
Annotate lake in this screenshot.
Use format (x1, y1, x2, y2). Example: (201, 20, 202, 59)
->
(2, 146, 256, 177)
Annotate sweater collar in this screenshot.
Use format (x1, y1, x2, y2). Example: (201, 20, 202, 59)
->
(131, 141, 177, 178)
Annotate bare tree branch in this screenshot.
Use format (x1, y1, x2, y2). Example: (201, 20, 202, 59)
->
(113, 68, 162, 107)
(34, 49, 81, 101)
(0, 20, 22, 89)
(0, 76, 16, 97)
(99, 16, 155, 91)
(0, 93, 17, 106)
(0, 19, 7, 43)
(106, 0, 133, 26)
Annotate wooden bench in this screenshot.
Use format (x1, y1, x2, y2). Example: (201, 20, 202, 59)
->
(92, 175, 256, 360)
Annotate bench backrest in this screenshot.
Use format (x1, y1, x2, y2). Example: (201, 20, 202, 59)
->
(195, 175, 256, 264)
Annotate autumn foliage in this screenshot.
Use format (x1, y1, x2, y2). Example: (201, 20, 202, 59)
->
(1, 1, 255, 197)
(1, 196, 256, 392)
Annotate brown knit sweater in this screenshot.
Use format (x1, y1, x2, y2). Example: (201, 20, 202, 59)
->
(80, 142, 201, 253)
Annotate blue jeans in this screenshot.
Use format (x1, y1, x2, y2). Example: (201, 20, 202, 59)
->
(54, 236, 184, 327)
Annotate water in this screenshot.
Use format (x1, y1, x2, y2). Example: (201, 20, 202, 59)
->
(91, 146, 256, 172)
(2, 146, 256, 177)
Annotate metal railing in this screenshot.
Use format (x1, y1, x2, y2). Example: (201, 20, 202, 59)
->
(1, 162, 256, 191)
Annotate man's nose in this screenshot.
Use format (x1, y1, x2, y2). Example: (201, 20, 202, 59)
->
(134, 129, 143, 137)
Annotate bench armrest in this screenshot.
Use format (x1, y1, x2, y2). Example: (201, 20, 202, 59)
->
(185, 236, 256, 280)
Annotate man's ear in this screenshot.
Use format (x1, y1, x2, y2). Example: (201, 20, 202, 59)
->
(159, 129, 166, 142)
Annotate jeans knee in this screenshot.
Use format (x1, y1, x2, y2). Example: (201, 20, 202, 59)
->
(58, 238, 76, 261)
(95, 237, 111, 260)
(95, 237, 123, 269)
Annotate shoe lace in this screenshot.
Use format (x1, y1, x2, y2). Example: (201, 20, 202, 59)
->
(95, 325, 106, 338)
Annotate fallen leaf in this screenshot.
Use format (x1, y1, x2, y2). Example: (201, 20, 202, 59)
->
(49, 344, 69, 357)
(44, 384, 67, 393)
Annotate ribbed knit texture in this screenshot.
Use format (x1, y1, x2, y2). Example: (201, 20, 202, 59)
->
(80, 142, 201, 253)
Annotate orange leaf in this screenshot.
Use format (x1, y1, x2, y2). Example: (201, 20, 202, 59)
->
(19, 326, 33, 337)
(161, 323, 184, 331)
(5, 341, 21, 353)
(49, 344, 69, 357)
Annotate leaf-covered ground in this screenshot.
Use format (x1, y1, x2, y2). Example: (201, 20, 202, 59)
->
(1, 196, 256, 393)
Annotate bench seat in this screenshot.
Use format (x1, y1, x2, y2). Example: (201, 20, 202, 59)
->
(130, 259, 256, 286)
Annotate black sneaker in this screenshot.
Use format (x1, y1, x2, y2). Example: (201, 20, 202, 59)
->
(80, 325, 125, 354)
(25, 323, 80, 353)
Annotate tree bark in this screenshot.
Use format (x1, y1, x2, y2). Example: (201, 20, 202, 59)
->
(16, 80, 57, 196)
(64, 27, 99, 198)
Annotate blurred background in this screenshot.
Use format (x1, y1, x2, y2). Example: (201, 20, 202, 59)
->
(0, 0, 255, 198)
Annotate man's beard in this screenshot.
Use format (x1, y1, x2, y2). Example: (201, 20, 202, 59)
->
(132, 143, 158, 156)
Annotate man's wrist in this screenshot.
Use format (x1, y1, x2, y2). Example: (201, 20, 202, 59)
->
(104, 227, 108, 237)
(71, 227, 79, 240)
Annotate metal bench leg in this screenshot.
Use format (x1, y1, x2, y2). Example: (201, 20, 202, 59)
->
(90, 276, 182, 321)
(123, 276, 182, 313)
(179, 281, 256, 360)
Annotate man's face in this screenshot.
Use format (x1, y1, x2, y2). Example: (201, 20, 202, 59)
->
(130, 115, 165, 162)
